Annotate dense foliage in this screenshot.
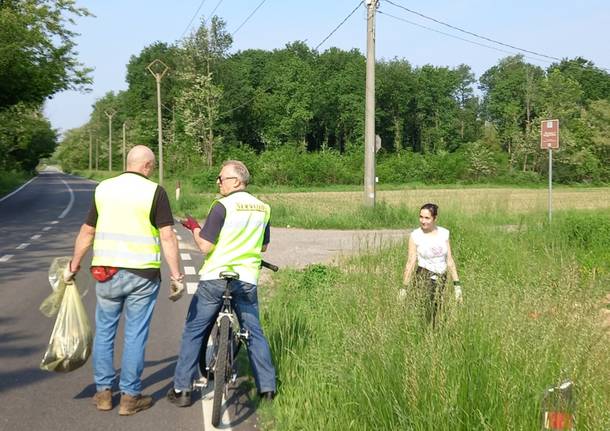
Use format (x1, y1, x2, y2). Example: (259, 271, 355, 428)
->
(54, 17, 610, 185)
(0, 0, 91, 174)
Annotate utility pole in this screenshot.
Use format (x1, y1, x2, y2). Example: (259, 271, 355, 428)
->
(88, 128, 92, 170)
(95, 137, 99, 171)
(364, 0, 378, 207)
(122, 121, 127, 171)
(147, 59, 169, 186)
(104, 109, 116, 171)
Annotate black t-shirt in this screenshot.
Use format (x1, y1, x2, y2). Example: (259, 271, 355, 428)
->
(199, 202, 270, 245)
(85, 172, 174, 280)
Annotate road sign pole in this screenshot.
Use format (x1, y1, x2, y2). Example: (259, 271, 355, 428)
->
(548, 148, 552, 223)
(541, 119, 558, 224)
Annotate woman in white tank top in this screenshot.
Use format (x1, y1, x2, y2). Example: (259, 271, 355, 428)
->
(401, 203, 462, 327)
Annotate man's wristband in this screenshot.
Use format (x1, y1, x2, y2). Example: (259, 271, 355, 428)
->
(453, 280, 461, 286)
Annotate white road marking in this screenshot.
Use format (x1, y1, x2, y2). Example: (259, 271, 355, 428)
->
(181, 253, 192, 261)
(184, 266, 196, 275)
(42, 226, 52, 231)
(0, 177, 37, 203)
(50, 220, 59, 224)
(58, 179, 75, 219)
(200, 386, 232, 431)
(187, 282, 198, 294)
(30, 234, 41, 240)
(0, 255, 14, 262)
(16, 243, 29, 250)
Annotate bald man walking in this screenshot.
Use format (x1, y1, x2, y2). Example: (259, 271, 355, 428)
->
(65, 145, 184, 415)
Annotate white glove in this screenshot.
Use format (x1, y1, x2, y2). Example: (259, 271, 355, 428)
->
(454, 282, 463, 303)
(168, 275, 185, 302)
(63, 261, 78, 284)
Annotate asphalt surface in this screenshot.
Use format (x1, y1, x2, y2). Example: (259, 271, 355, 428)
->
(0, 169, 259, 431)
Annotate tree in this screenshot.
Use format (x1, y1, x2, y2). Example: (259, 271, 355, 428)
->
(175, 16, 232, 167)
(0, 104, 56, 171)
(376, 58, 414, 152)
(479, 56, 544, 167)
(548, 57, 610, 102)
(0, 0, 92, 109)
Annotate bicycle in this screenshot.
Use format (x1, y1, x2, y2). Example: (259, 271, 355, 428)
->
(193, 260, 278, 427)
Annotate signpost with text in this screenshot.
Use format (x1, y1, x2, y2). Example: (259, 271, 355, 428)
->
(541, 119, 559, 222)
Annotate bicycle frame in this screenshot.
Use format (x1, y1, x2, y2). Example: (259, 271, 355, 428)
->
(193, 261, 278, 427)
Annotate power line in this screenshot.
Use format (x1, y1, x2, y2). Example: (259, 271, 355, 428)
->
(314, 1, 363, 51)
(378, 10, 553, 65)
(220, 1, 365, 117)
(232, 0, 268, 36)
(180, 0, 208, 39)
(208, 0, 225, 19)
(385, 0, 562, 62)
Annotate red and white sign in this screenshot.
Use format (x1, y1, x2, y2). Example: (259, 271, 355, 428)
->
(541, 119, 559, 150)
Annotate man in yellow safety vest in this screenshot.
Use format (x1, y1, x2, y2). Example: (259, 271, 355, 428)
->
(167, 160, 276, 407)
(64, 145, 184, 415)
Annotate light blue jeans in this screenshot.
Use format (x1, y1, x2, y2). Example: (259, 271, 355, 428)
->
(93, 270, 160, 396)
(172, 279, 276, 394)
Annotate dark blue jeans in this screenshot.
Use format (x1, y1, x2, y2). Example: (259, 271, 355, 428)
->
(172, 279, 276, 393)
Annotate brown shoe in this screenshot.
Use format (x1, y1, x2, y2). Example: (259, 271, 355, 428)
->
(118, 393, 153, 416)
(92, 389, 113, 411)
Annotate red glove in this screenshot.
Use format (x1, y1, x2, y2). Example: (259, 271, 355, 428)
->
(181, 215, 200, 232)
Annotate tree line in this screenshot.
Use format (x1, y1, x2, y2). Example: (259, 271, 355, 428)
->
(2, 5, 608, 184)
(0, 0, 91, 173)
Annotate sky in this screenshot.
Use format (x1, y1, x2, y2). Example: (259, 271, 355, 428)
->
(43, 0, 610, 135)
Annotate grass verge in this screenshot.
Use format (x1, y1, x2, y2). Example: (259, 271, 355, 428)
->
(260, 211, 610, 430)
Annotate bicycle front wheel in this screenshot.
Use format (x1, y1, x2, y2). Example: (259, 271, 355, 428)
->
(211, 316, 230, 427)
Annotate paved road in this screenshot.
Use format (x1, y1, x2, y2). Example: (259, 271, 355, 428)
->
(0, 170, 256, 431)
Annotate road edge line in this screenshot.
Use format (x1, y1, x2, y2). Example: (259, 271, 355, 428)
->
(0, 176, 37, 203)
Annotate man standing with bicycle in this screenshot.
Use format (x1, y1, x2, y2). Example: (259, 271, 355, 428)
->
(167, 160, 276, 407)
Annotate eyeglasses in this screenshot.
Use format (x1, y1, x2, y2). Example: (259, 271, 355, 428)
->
(217, 176, 238, 184)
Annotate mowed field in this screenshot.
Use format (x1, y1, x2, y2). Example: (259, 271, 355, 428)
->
(262, 187, 610, 214)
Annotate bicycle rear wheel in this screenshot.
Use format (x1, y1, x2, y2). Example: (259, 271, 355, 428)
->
(211, 316, 230, 427)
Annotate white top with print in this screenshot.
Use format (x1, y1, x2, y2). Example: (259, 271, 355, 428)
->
(410, 226, 449, 275)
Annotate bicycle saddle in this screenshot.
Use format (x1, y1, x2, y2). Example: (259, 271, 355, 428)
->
(219, 271, 240, 280)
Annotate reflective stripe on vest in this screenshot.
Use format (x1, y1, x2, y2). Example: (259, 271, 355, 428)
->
(92, 173, 161, 269)
(199, 191, 270, 285)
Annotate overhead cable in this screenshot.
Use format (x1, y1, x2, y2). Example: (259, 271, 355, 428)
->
(180, 0, 208, 39)
(232, 0, 268, 36)
(209, 0, 225, 19)
(378, 10, 552, 65)
(385, 0, 562, 62)
(314, 1, 363, 51)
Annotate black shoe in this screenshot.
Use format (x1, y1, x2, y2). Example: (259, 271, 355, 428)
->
(259, 391, 275, 401)
(166, 388, 192, 407)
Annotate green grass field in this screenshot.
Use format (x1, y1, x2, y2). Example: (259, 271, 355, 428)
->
(259, 212, 610, 430)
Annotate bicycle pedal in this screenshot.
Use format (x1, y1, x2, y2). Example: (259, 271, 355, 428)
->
(193, 377, 208, 389)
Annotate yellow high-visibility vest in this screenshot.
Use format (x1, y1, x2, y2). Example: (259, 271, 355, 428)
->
(199, 191, 270, 285)
(92, 173, 161, 269)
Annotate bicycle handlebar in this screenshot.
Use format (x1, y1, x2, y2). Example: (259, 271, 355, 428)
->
(261, 260, 279, 272)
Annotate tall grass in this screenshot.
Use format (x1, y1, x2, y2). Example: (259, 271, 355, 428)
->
(260, 211, 610, 430)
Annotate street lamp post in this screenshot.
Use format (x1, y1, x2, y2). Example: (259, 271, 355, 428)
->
(147, 59, 169, 186)
(104, 109, 116, 171)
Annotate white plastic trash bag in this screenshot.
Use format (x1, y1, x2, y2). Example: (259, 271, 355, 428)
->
(40, 258, 92, 372)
